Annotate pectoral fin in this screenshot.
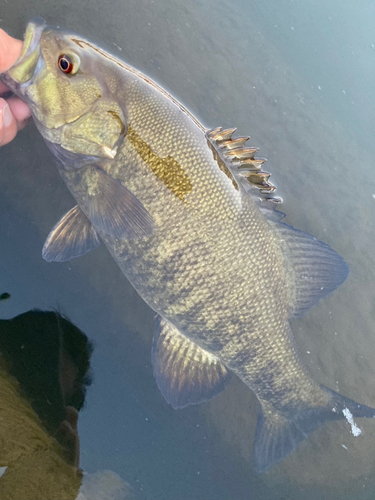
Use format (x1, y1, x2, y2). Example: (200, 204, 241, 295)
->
(152, 317, 232, 409)
(85, 166, 156, 240)
(42, 205, 100, 262)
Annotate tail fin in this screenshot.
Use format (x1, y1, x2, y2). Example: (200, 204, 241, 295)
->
(253, 387, 375, 473)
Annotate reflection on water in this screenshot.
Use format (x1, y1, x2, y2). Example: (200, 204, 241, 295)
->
(0, 309, 132, 499)
(1, 0, 375, 499)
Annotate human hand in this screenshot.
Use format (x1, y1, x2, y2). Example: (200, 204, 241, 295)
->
(0, 29, 31, 146)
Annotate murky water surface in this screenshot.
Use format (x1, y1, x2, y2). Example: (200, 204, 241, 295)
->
(1, 1, 375, 499)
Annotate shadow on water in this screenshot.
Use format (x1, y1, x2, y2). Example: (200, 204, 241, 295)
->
(1, 0, 375, 499)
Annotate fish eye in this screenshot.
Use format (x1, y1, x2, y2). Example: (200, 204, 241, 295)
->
(58, 53, 80, 75)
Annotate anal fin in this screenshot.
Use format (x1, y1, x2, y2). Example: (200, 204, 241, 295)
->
(152, 317, 232, 409)
(42, 205, 100, 262)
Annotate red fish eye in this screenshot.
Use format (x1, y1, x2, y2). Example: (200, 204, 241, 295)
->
(58, 54, 74, 74)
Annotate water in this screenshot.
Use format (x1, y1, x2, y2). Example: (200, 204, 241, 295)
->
(1, 1, 375, 498)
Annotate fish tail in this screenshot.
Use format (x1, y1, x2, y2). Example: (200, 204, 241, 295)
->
(252, 386, 375, 473)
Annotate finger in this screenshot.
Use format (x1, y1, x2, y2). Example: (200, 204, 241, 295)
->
(5, 96, 31, 132)
(17, 116, 31, 131)
(8, 96, 31, 123)
(0, 82, 9, 95)
(0, 29, 23, 73)
(0, 97, 17, 146)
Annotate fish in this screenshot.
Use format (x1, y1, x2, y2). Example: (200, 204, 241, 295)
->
(2, 17, 375, 472)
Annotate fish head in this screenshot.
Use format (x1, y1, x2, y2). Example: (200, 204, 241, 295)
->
(2, 18, 126, 165)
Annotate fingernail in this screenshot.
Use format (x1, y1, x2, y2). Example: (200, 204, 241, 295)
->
(2, 104, 12, 127)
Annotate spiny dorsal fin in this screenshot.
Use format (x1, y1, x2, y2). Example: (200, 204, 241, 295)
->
(206, 127, 282, 210)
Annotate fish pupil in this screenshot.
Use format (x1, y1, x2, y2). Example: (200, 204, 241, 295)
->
(58, 55, 73, 73)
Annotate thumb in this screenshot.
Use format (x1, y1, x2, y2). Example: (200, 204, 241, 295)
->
(0, 29, 23, 73)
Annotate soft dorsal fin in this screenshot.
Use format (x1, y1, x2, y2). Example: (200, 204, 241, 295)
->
(42, 205, 100, 262)
(152, 317, 232, 409)
(274, 222, 349, 319)
(205, 128, 283, 217)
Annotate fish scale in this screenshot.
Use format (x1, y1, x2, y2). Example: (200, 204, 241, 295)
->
(2, 17, 375, 473)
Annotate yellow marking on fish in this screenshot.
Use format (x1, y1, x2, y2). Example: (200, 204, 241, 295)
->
(127, 126, 192, 202)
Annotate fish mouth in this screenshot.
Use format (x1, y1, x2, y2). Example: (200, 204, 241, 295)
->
(2, 17, 46, 91)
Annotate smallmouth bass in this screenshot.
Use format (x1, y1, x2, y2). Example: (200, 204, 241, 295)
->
(2, 18, 374, 472)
